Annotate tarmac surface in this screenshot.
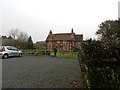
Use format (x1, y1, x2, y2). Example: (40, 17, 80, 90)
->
(2, 55, 82, 88)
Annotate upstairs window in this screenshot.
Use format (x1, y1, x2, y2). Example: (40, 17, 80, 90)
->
(57, 41, 60, 44)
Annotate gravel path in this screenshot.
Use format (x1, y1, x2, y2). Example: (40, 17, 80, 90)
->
(2, 56, 83, 88)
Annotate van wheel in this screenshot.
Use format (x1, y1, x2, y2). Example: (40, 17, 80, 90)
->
(2, 54, 8, 59)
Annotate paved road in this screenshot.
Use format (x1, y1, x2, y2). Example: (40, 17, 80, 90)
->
(2, 56, 82, 88)
(0, 59, 2, 89)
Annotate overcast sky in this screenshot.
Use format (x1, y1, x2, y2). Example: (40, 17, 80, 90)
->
(0, 0, 119, 42)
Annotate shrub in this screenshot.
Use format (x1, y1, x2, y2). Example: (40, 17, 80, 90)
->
(46, 51, 51, 55)
(79, 39, 120, 88)
(36, 50, 46, 55)
(73, 47, 80, 52)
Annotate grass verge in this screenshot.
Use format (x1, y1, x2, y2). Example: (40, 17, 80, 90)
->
(51, 52, 78, 59)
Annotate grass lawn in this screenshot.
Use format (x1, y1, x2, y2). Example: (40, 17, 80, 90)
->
(51, 52, 78, 59)
(22, 49, 79, 59)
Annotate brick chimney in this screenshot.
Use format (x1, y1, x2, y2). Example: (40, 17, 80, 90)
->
(71, 28, 74, 33)
(49, 30, 52, 40)
(71, 28, 75, 40)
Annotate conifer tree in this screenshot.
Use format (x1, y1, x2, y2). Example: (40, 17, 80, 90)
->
(26, 36, 34, 49)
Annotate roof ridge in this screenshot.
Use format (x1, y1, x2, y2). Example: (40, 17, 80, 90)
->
(53, 33, 72, 35)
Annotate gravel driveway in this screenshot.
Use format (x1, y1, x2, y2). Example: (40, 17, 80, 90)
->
(2, 55, 83, 88)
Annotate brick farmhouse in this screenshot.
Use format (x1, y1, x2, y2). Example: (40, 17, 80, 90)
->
(46, 29, 83, 52)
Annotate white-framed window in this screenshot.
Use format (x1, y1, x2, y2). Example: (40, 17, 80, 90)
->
(57, 41, 60, 44)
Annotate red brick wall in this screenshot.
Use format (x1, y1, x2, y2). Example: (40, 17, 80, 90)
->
(46, 40, 81, 52)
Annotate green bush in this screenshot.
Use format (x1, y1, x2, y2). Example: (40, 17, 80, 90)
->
(79, 39, 120, 88)
(46, 51, 51, 55)
(37, 50, 46, 55)
(73, 47, 80, 52)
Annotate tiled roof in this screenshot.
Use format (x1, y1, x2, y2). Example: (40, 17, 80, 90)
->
(46, 33, 83, 41)
(75, 35, 83, 41)
(52, 33, 75, 41)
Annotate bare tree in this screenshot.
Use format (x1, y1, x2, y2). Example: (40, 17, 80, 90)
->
(17, 31, 28, 42)
(9, 29, 19, 40)
(9, 29, 28, 42)
(9, 29, 28, 48)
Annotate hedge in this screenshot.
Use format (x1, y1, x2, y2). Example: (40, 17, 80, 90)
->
(78, 39, 120, 89)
